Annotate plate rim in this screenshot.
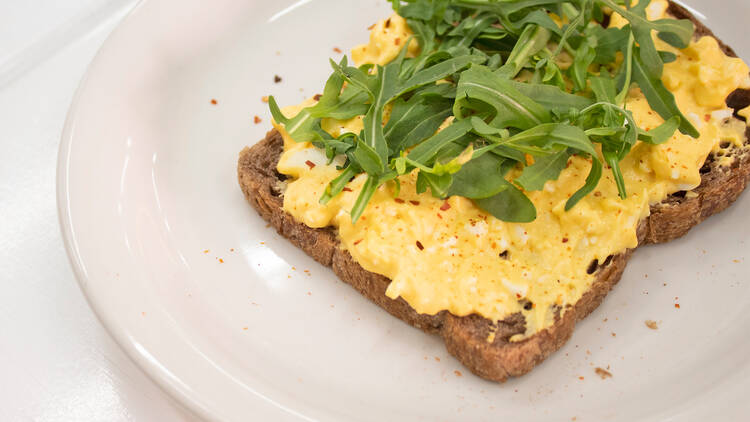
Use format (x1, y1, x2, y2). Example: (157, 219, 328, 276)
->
(54, 1, 301, 420)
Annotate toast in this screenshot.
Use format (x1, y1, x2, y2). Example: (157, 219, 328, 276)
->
(237, 2, 750, 382)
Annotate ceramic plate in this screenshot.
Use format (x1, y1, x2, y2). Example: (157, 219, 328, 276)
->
(58, 0, 750, 420)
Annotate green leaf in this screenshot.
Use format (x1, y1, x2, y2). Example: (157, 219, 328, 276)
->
(565, 157, 603, 211)
(632, 47, 699, 137)
(603, 147, 627, 198)
(508, 123, 598, 157)
(638, 116, 680, 144)
(455, 65, 551, 130)
(515, 150, 570, 191)
(407, 118, 475, 164)
(509, 80, 595, 112)
(447, 153, 511, 199)
(385, 95, 453, 152)
(350, 175, 379, 223)
(652, 18, 695, 49)
(418, 171, 453, 198)
(354, 138, 384, 177)
(398, 55, 486, 97)
(321, 166, 358, 205)
(571, 38, 597, 92)
(268, 96, 319, 143)
(475, 183, 537, 223)
(590, 26, 629, 65)
(498, 24, 552, 78)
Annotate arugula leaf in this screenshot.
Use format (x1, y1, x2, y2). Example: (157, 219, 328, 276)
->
(571, 38, 597, 92)
(268, 97, 319, 143)
(565, 158, 603, 211)
(509, 80, 595, 112)
(508, 123, 598, 157)
(515, 150, 570, 191)
(417, 171, 453, 197)
(498, 24, 552, 78)
(351, 175, 380, 223)
(475, 182, 537, 223)
(385, 94, 453, 152)
(455, 65, 551, 129)
(408, 118, 476, 164)
(447, 153, 510, 199)
(638, 116, 680, 145)
(589, 26, 629, 65)
(632, 47, 700, 137)
(321, 166, 358, 205)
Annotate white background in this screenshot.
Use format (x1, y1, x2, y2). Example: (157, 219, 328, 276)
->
(0, 1, 195, 420)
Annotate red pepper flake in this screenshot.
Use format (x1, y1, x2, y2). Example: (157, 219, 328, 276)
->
(385, 18, 391, 28)
(395, 198, 406, 204)
(313, 94, 322, 101)
(454, 370, 463, 377)
(409, 200, 420, 206)
(254, 116, 262, 124)
(595, 368, 613, 379)
(675, 303, 681, 309)
(261, 96, 269, 103)
(305, 160, 316, 169)
(516, 293, 522, 299)
(579, 376, 585, 381)
(440, 202, 451, 211)
(562, 238, 569, 243)
(333, 47, 342, 53)
(354, 239, 363, 246)
(219, 258, 224, 263)
(342, 187, 353, 192)
(274, 75, 283, 83)
(395, 38, 401, 45)
(594, 191, 602, 197)
(437, 213, 443, 219)
(210, 99, 218, 105)
(704, 114, 711, 122)
(230, 248, 235, 252)
(416, 241, 424, 250)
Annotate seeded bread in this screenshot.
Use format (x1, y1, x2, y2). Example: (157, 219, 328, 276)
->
(237, 2, 750, 382)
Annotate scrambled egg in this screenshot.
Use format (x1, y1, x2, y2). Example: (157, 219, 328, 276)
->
(274, 2, 749, 339)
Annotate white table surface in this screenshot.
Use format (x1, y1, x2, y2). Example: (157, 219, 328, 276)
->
(0, 1, 197, 420)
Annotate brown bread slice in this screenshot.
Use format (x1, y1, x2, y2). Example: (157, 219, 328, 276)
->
(237, 2, 750, 382)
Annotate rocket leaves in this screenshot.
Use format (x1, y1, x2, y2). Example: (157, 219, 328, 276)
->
(271, 0, 697, 223)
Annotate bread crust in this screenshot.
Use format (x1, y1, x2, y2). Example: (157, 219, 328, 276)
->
(237, 2, 750, 382)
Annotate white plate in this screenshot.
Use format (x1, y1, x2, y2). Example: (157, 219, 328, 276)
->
(57, 0, 750, 420)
